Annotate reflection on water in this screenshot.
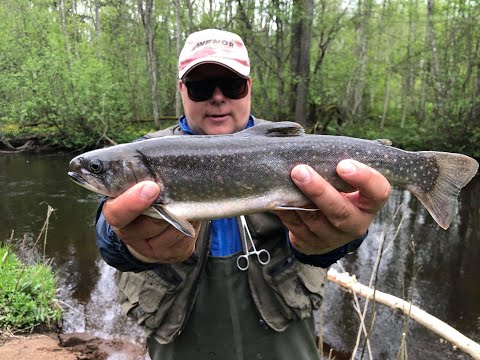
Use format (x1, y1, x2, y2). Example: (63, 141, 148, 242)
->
(0, 153, 479, 359)
(0, 153, 145, 344)
(322, 173, 480, 359)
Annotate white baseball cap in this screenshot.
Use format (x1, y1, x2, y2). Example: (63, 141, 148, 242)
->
(178, 29, 250, 79)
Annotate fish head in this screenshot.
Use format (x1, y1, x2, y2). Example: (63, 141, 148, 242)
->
(68, 147, 156, 197)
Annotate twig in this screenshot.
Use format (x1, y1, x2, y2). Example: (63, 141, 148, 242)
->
(95, 83, 119, 147)
(327, 268, 480, 360)
(34, 203, 56, 263)
(58, 300, 84, 316)
(351, 206, 405, 359)
(351, 292, 373, 359)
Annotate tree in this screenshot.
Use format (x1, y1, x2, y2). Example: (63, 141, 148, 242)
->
(290, 0, 313, 127)
(138, 0, 161, 128)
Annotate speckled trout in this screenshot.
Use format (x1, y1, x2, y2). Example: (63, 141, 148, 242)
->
(68, 122, 478, 236)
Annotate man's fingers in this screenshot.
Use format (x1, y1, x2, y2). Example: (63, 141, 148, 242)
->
(103, 181, 160, 228)
(291, 165, 360, 230)
(336, 160, 391, 213)
(113, 215, 170, 242)
(275, 210, 334, 254)
(145, 221, 201, 262)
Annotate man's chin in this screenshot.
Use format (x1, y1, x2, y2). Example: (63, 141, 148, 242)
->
(203, 118, 234, 135)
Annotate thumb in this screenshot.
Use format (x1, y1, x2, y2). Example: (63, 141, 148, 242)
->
(103, 181, 160, 228)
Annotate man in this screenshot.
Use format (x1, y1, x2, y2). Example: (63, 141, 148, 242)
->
(96, 29, 390, 360)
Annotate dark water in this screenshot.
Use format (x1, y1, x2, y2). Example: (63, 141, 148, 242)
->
(1, 152, 479, 359)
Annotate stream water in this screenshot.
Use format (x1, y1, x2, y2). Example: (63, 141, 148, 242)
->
(0, 152, 478, 359)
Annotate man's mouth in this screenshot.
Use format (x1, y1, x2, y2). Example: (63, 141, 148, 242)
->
(206, 114, 231, 121)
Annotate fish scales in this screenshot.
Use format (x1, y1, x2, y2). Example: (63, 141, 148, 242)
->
(135, 134, 439, 200)
(68, 121, 478, 235)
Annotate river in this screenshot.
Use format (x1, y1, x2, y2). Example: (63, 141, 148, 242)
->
(0, 152, 478, 359)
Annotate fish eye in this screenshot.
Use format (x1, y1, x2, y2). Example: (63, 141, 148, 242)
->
(89, 159, 103, 173)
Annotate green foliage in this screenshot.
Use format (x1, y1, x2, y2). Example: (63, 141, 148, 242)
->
(0, 0, 479, 156)
(0, 245, 61, 332)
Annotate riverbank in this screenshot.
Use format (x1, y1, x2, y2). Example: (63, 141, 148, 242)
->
(0, 332, 144, 360)
(1, 117, 479, 158)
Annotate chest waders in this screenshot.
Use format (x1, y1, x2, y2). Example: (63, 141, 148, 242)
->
(147, 252, 321, 360)
(115, 122, 328, 359)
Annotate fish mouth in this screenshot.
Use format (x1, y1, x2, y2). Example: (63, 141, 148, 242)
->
(68, 171, 105, 195)
(68, 171, 86, 185)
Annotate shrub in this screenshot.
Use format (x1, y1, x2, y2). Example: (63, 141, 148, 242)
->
(0, 244, 61, 332)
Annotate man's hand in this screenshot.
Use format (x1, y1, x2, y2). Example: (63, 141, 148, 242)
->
(102, 181, 200, 264)
(274, 160, 391, 255)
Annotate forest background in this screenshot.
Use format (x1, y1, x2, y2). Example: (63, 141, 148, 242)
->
(0, 0, 479, 156)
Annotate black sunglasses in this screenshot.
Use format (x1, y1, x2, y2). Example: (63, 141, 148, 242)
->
(182, 77, 248, 102)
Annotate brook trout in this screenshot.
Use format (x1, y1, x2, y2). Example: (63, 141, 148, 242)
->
(68, 121, 478, 236)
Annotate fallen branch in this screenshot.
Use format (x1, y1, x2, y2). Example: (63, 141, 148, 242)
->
(0, 133, 34, 152)
(327, 268, 480, 359)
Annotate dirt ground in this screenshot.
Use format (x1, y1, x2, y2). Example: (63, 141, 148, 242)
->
(0, 332, 145, 360)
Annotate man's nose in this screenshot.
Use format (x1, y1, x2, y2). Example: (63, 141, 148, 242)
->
(211, 86, 226, 102)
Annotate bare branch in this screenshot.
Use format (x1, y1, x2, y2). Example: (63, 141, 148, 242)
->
(327, 269, 480, 360)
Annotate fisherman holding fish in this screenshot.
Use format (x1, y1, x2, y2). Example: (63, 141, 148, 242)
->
(86, 29, 463, 360)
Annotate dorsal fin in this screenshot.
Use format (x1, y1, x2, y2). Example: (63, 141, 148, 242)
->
(236, 121, 305, 137)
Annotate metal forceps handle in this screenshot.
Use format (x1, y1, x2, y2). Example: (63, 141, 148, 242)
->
(236, 216, 271, 271)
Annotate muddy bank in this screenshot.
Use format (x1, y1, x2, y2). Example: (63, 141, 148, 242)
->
(0, 332, 145, 360)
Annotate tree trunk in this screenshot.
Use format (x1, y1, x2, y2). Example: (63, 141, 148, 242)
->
(290, 0, 313, 128)
(380, 72, 390, 130)
(379, 0, 393, 130)
(138, 0, 161, 128)
(473, 59, 480, 125)
(174, 0, 182, 117)
(401, 0, 417, 128)
(184, 0, 194, 34)
(426, 0, 444, 118)
(94, 0, 101, 37)
(347, 0, 371, 122)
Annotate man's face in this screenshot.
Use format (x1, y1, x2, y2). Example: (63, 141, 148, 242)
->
(179, 64, 252, 135)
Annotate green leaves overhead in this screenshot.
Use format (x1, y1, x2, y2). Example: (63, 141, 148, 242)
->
(0, 0, 478, 155)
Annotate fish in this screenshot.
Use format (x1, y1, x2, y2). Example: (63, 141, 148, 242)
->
(68, 121, 478, 236)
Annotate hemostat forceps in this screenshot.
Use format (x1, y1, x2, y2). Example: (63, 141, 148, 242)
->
(236, 216, 270, 271)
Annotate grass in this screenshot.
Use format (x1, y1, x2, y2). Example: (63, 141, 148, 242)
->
(0, 245, 61, 332)
(0, 205, 61, 334)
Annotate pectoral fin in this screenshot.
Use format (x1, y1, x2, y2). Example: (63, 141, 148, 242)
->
(142, 205, 196, 237)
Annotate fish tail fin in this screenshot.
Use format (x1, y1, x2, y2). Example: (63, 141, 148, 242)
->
(406, 152, 478, 229)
